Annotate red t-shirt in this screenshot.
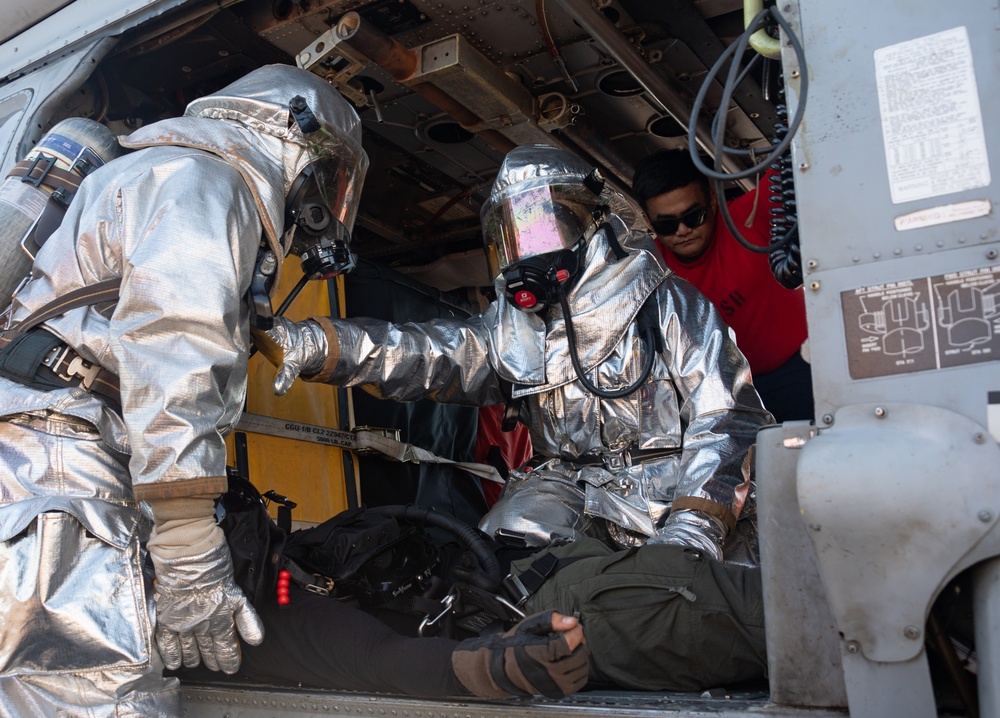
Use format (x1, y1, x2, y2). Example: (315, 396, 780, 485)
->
(656, 172, 808, 375)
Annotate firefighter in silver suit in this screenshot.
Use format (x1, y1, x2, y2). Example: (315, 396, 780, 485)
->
(0, 65, 367, 716)
(267, 145, 773, 565)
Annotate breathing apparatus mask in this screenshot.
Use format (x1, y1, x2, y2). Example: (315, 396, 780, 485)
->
(484, 180, 605, 313)
(484, 146, 660, 403)
(248, 92, 368, 333)
(482, 146, 632, 314)
(284, 95, 368, 281)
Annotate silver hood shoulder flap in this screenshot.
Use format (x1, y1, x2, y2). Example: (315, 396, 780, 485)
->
(119, 64, 365, 283)
(484, 217, 669, 391)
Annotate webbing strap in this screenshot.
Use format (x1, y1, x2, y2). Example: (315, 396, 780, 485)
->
(235, 412, 504, 485)
(6, 279, 120, 336)
(355, 429, 504, 484)
(281, 557, 331, 597)
(9, 158, 83, 194)
(0, 280, 122, 403)
(501, 551, 588, 606)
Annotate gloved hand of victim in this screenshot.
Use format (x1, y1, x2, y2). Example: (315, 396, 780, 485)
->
(146, 498, 265, 674)
(452, 611, 589, 699)
(262, 316, 328, 396)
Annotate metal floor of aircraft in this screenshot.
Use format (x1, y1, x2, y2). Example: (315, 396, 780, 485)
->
(179, 681, 852, 718)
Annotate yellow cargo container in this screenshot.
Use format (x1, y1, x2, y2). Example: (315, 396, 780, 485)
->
(225, 267, 358, 526)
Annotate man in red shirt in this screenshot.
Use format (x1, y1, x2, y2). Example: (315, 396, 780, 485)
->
(632, 149, 813, 423)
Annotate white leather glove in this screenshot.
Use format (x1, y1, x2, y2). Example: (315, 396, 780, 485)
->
(646, 509, 726, 561)
(147, 496, 265, 674)
(263, 316, 329, 396)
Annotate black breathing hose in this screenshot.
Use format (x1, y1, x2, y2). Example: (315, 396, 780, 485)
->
(557, 288, 657, 400)
(368, 505, 502, 589)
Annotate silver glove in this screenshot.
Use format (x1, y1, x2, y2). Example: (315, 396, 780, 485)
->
(264, 316, 329, 396)
(148, 537, 265, 674)
(646, 509, 726, 561)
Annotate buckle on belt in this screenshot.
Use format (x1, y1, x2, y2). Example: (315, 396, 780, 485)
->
(603, 447, 630, 471)
(66, 355, 101, 389)
(42, 344, 101, 389)
(41, 344, 72, 372)
(501, 573, 532, 607)
(305, 574, 334, 597)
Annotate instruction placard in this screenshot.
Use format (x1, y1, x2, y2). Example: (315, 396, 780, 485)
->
(842, 265, 1000, 378)
(874, 26, 990, 204)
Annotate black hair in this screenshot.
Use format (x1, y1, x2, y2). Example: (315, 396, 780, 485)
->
(631, 149, 711, 212)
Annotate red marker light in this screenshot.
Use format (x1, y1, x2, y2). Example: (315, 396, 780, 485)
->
(277, 570, 292, 606)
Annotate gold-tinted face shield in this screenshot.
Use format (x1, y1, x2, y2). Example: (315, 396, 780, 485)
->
(482, 183, 598, 283)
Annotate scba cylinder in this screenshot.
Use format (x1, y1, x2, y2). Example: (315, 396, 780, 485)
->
(0, 117, 123, 313)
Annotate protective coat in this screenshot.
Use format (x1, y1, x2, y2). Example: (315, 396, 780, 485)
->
(0, 65, 361, 717)
(309, 218, 772, 558)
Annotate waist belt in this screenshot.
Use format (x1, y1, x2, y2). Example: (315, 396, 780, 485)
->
(0, 327, 121, 404)
(527, 446, 680, 472)
(0, 279, 121, 404)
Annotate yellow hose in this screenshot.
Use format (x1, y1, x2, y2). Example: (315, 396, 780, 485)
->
(745, 0, 782, 59)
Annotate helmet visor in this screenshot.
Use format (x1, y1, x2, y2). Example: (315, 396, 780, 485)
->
(483, 183, 596, 281)
(305, 124, 369, 234)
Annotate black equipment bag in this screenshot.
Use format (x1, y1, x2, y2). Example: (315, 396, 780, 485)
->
(281, 506, 440, 607)
(218, 473, 440, 610)
(216, 474, 289, 606)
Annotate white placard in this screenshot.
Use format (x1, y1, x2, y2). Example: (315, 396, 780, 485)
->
(874, 27, 990, 204)
(893, 199, 992, 231)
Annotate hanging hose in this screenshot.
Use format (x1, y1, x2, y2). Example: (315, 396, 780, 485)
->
(369, 504, 503, 590)
(681, 4, 807, 282)
(557, 285, 659, 400)
(248, 273, 311, 359)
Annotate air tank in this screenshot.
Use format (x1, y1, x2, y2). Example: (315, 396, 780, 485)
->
(0, 117, 123, 314)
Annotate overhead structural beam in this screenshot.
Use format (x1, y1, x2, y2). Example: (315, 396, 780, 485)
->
(553, 0, 751, 185)
(331, 11, 517, 154)
(619, 0, 777, 136)
(322, 11, 639, 195)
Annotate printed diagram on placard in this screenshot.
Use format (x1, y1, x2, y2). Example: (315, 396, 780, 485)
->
(933, 277, 1000, 350)
(842, 266, 1000, 378)
(858, 293, 931, 358)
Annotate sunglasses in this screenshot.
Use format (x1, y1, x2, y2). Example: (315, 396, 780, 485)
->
(649, 206, 709, 236)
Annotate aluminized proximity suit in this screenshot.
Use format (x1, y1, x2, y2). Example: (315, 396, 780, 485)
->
(299, 227, 769, 559)
(271, 146, 771, 563)
(0, 65, 364, 717)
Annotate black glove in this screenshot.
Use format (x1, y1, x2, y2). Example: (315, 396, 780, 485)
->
(451, 611, 589, 699)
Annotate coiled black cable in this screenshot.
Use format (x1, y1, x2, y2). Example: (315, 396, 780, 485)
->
(768, 91, 803, 288)
(685, 5, 808, 270)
